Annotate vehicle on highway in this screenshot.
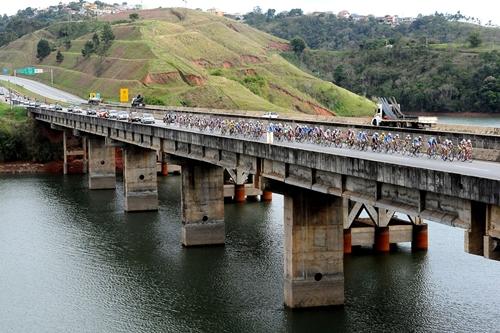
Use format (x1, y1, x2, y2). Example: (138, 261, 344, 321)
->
(108, 110, 118, 119)
(86, 109, 96, 116)
(97, 110, 109, 118)
(67, 105, 76, 112)
(129, 112, 141, 123)
(73, 107, 83, 114)
(371, 97, 436, 128)
(54, 104, 63, 111)
(262, 112, 279, 119)
(140, 113, 155, 124)
(131, 94, 146, 108)
(117, 111, 129, 121)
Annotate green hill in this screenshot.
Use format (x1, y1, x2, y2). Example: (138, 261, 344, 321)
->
(0, 8, 375, 116)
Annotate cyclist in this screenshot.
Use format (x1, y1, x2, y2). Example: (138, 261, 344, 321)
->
(371, 132, 379, 150)
(427, 136, 438, 157)
(412, 136, 422, 156)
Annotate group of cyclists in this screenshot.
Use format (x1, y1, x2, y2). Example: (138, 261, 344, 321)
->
(162, 112, 473, 162)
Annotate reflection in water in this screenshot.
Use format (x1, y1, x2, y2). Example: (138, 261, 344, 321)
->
(0, 174, 499, 332)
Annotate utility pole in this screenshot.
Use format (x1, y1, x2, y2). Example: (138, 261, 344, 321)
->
(51, 68, 54, 86)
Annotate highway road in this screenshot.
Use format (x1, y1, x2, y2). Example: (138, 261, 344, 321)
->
(0, 75, 86, 104)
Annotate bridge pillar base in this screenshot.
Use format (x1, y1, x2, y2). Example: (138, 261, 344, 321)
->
(284, 190, 344, 308)
(412, 224, 428, 251)
(182, 163, 224, 246)
(88, 138, 116, 190)
(484, 236, 500, 260)
(234, 184, 246, 203)
(261, 191, 273, 202)
(374, 227, 390, 252)
(344, 229, 352, 254)
(161, 161, 168, 176)
(124, 147, 158, 212)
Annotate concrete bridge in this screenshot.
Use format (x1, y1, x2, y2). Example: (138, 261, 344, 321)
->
(28, 107, 500, 309)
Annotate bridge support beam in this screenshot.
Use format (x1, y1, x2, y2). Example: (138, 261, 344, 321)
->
(284, 190, 344, 308)
(412, 224, 428, 251)
(88, 138, 116, 190)
(182, 163, 225, 246)
(123, 147, 158, 212)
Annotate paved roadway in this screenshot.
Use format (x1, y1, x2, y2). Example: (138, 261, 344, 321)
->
(0, 75, 86, 104)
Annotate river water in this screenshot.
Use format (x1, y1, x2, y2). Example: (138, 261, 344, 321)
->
(1, 174, 499, 332)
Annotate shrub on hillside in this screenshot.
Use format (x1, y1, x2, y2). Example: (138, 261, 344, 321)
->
(36, 39, 51, 61)
(144, 96, 166, 106)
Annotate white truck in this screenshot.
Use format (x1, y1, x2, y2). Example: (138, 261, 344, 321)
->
(371, 97, 436, 128)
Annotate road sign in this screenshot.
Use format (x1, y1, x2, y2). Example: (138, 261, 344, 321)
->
(2, 68, 9, 75)
(120, 88, 129, 103)
(34, 68, 44, 74)
(89, 92, 96, 99)
(17, 67, 36, 75)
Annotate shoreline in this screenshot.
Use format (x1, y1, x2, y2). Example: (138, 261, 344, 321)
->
(407, 112, 500, 118)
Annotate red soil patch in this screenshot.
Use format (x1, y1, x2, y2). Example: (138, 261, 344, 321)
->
(143, 72, 181, 85)
(185, 74, 206, 86)
(193, 59, 213, 68)
(270, 83, 335, 116)
(241, 55, 261, 64)
(222, 61, 233, 69)
(267, 41, 290, 51)
(241, 68, 257, 75)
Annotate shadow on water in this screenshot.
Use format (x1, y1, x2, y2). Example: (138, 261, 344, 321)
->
(1, 174, 500, 332)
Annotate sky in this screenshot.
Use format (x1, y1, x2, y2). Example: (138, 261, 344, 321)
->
(2, 0, 499, 24)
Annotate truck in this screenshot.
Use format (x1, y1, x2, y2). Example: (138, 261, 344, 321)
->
(371, 97, 436, 128)
(131, 94, 145, 108)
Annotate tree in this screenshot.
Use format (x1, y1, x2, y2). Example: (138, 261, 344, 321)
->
(100, 23, 115, 47)
(288, 8, 303, 17)
(467, 31, 482, 48)
(81, 40, 94, 57)
(266, 9, 276, 21)
(290, 37, 306, 55)
(129, 13, 139, 20)
(92, 32, 100, 50)
(56, 50, 64, 63)
(36, 39, 51, 60)
(63, 39, 72, 50)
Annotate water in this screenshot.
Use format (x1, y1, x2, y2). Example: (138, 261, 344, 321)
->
(1, 174, 500, 333)
(436, 115, 500, 127)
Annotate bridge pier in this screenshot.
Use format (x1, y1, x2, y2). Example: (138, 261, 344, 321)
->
(88, 138, 116, 190)
(284, 190, 344, 308)
(182, 162, 225, 246)
(123, 146, 158, 212)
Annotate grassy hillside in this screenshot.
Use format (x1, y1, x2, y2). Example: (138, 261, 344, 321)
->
(0, 8, 375, 116)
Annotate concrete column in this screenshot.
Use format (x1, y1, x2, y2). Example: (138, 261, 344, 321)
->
(465, 201, 486, 256)
(82, 137, 88, 174)
(344, 229, 352, 254)
(234, 184, 246, 203)
(412, 224, 428, 251)
(284, 190, 344, 308)
(88, 137, 116, 190)
(182, 163, 225, 246)
(123, 147, 158, 212)
(161, 161, 168, 176)
(261, 191, 273, 202)
(63, 130, 68, 175)
(374, 227, 390, 252)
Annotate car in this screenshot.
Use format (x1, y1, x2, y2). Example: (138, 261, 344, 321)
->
(97, 110, 109, 118)
(86, 109, 97, 116)
(129, 112, 141, 122)
(140, 113, 155, 124)
(108, 110, 118, 119)
(117, 111, 129, 121)
(73, 107, 83, 114)
(28, 101, 36, 107)
(54, 104, 63, 111)
(262, 112, 279, 119)
(67, 105, 75, 112)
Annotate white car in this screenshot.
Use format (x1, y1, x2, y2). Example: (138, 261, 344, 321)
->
(262, 112, 279, 119)
(140, 113, 155, 124)
(117, 111, 129, 121)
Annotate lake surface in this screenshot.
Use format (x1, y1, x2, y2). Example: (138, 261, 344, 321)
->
(436, 115, 500, 127)
(1, 174, 500, 333)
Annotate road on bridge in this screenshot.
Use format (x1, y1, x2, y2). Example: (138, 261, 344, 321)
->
(157, 120, 500, 182)
(0, 75, 86, 104)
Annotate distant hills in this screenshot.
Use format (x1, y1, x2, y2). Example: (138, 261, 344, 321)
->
(0, 8, 375, 116)
(246, 11, 500, 113)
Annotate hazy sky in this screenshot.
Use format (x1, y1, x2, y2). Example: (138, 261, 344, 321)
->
(2, 0, 499, 24)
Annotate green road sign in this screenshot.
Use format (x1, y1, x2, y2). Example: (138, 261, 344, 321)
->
(17, 67, 36, 75)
